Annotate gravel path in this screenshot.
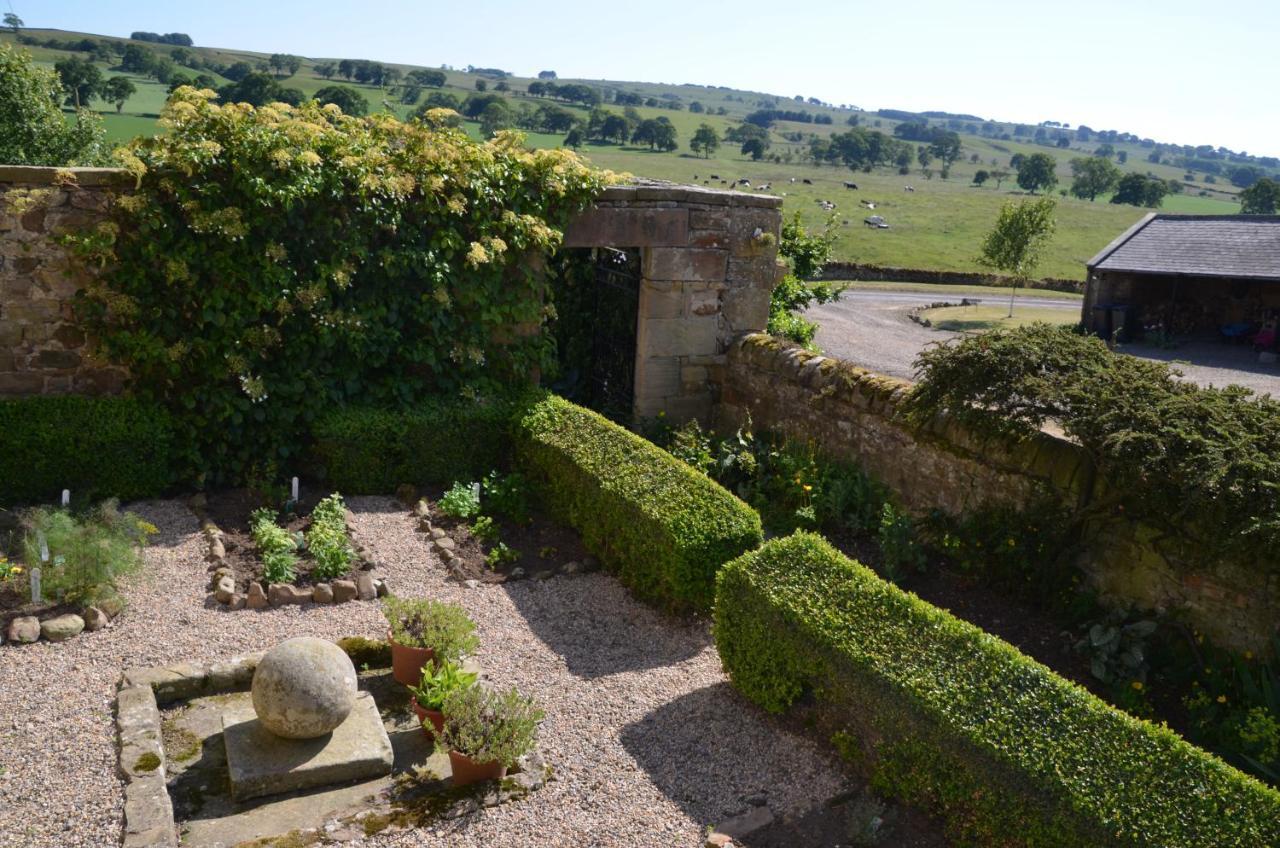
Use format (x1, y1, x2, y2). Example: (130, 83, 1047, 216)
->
(0, 497, 847, 847)
(808, 289, 1280, 395)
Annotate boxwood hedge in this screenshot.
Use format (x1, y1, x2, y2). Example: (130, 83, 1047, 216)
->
(514, 394, 762, 611)
(0, 395, 174, 506)
(311, 395, 516, 494)
(714, 532, 1280, 847)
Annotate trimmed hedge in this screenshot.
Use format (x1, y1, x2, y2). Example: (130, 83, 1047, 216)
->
(714, 532, 1280, 848)
(311, 395, 516, 494)
(0, 396, 174, 506)
(514, 394, 762, 611)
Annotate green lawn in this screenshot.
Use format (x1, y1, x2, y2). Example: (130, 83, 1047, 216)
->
(920, 303, 1079, 332)
(833, 280, 1082, 301)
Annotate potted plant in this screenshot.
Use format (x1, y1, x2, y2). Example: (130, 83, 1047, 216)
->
(434, 685, 542, 786)
(406, 659, 477, 735)
(382, 597, 479, 686)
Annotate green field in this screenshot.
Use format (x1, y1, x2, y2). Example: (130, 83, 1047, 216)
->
(920, 303, 1078, 332)
(5, 27, 1259, 281)
(834, 280, 1083, 301)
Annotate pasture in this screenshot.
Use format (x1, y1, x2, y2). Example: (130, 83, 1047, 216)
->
(5, 27, 1251, 280)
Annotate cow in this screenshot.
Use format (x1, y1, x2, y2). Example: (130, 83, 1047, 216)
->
(737, 178, 751, 186)
(709, 174, 721, 180)
(904, 185, 915, 192)
(802, 178, 813, 185)
(844, 181, 858, 190)
(757, 183, 771, 191)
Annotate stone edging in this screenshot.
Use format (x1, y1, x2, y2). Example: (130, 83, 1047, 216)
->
(191, 497, 389, 610)
(3, 602, 117, 647)
(906, 299, 973, 327)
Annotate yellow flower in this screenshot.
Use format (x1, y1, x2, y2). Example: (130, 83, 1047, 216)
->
(1131, 681, 1143, 691)
(802, 484, 813, 493)
(1217, 695, 1228, 704)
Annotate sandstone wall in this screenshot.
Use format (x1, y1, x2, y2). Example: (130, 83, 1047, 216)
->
(0, 166, 130, 396)
(717, 333, 1279, 654)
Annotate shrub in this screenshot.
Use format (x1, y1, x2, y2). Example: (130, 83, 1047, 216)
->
(434, 685, 542, 768)
(905, 324, 1280, 563)
(439, 481, 481, 520)
(0, 396, 173, 507)
(70, 89, 611, 485)
(407, 658, 477, 712)
(20, 501, 156, 605)
(514, 394, 761, 611)
(311, 395, 516, 494)
(714, 532, 1280, 847)
(381, 597, 479, 663)
(306, 493, 354, 580)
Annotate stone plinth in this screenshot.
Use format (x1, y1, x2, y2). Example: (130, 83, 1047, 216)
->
(223, 691, 393, 801)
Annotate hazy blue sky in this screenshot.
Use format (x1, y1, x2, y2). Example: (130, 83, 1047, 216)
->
(14, 0, 1279, 156)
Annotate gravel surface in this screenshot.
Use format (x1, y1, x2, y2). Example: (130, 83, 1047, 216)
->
(808, 289, 1280, 395)
(0, 497, 848, 847)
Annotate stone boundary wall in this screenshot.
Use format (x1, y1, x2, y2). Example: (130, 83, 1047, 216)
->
(0, 166, 132, 395)
(819, 261, 1085, 295)
(716, 333, 1279, 654)
(0, 171, 782, 423)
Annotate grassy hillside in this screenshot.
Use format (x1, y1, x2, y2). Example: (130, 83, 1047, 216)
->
(2, 27, 1254, 280)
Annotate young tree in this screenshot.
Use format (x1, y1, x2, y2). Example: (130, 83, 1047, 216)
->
(977, 197, 1057, 317)
(1240, 178, 1280, 215)
(1069, 156, 1121, 201)
(990, 169, 1011, 190)
(337, 59, 355, 80)
(1016, 152, 1058, 194)
(563, 127, 584, 150)
(315, 62, 337, 80)
(742, 137, 768, 161)
(102, 76, 137, 113)
(474, 79, 487, 92)
(973, 169, 990, 186)
(690, 123, 720, 158)
(0, 45, 104, 165)
(3, 12, 22, 34)
(916, 144, 932, 174)
(479, 101, 512, 137)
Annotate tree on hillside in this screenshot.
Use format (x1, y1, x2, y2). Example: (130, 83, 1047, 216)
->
(564, 127, 584, 150)
(479, 101, 513, 137)
(978, 197, 1057, 317)
(268, 54, 302, 79)
(632, 117, 678, 151)
(1069, 156, 1121, 201)
(989, 169, 1011, 190)
(1016, 152, 1058, 194)
(399, 84, 422, 105)
(973, 169, 990, 186)
(120, 44, 154, 74)
(315, 62, 337, 80)
(1110, 173, 1168, 208)
(3, 13, 22, 34)
(1240, 178, 1280, 215)
(313, 85, 368, 117)
(338, 59, 355, 81)
(597, 113, 629, 143)
(742, 137, 768, 161)
(474, 79, 487, 92)
(407, 69, 446, 87)
(538, 70, 557, 80)
(494, 80, 510, 92)
(916, 145, 932, 174)
(690, 123, 720, 158)
(0, 45, 104, 166)
(53, 56, 103, 108)
(102, 76, 137, 113)
(218, 72, 303, 107)
(223, 61, 253, 81)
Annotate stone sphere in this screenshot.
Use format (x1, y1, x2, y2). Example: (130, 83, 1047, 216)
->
(251, 637, 358, 739)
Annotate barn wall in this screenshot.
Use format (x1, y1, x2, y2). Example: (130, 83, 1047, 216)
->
(717, 333, 1280, 655)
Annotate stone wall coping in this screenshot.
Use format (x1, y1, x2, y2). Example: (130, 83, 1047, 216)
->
(0, 165, 135, 187)
(602, 180, 783, 209)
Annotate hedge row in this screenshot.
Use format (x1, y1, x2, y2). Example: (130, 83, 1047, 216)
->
(311, 395, 517, 494)
(514, 393, 762, 611)
(714, 532, 1280, 848)
(0, 396, 174, 506)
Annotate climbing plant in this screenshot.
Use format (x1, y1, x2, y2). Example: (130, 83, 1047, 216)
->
(71, 89, 613, 484)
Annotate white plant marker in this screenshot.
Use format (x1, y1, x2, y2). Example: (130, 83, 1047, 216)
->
(30, 567, 41, 605)
(291, 477, 300, 502)
(61, 489, 70, 507)
(38, 531, 49, 564)
(472, 482, 482, 503)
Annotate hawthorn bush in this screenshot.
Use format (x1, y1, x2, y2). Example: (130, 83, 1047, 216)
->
(71, 88, 612, 484)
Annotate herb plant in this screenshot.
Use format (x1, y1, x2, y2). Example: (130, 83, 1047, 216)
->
(306, 493, 354, 580)
(439, 482, 481, 520)
(382, 597, 479, 662)
(250, 507, 297, 584)
(485, 542, 519, 569)
(408, 659, 478, 712)
(434, 685, 543, 768)
(19, 501, 155, 604)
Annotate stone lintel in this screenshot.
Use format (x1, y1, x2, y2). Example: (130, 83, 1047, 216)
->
(562, 207, 688, 248)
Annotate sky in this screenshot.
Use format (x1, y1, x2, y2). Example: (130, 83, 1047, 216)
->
(13, 0, 1280, 157)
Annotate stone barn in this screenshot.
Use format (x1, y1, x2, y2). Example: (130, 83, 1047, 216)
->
(1083, 213, 1280, 342)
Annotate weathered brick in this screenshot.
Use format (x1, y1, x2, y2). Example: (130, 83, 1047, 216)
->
(640, 316, 719, 358)
(721, 288, 772, 332)
(639, 283, 683, 319)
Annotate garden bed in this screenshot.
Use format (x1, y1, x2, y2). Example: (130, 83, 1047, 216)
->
(195, 489, 386, 609)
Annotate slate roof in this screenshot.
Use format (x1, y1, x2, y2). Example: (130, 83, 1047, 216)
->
(1088, 214, 1280, 280)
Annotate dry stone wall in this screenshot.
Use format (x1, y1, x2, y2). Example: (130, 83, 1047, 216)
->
(717, 333, 1280, 654)
(0, 166, 131, 396)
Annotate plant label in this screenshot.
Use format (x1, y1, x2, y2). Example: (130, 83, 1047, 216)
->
(61, 489, 70, 507)
(30, 567, 41, 604)
(292, 477, 299, 501)
(472, 482, 481, 502)
(37, 531, 49, 563)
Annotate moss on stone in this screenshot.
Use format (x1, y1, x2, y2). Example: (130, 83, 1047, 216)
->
(337, 636, 391, 669)
(133, 752, 161, 772)
(161, 717, 202, 763)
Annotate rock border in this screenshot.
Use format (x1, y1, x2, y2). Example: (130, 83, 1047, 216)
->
(3, 601, 120, 647)
(191, 496, 391, 611)
(412, 498, 599, 586)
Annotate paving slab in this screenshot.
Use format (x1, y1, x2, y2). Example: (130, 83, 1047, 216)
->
(223, 691, 394, 802)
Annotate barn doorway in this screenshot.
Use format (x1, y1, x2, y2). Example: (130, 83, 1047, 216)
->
(548, 247, 641, 423)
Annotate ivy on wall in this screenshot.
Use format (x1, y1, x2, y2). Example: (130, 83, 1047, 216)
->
(70, 89, 613, 484)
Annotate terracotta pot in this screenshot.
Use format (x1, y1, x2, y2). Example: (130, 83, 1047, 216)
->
(388, 630, 434, 686)
(411, 701, 445, 735)
(448, 749, 508, 786)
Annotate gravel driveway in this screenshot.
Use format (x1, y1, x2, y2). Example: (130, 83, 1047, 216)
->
(808, 289, 1280, 396)
(0, 497, 849, 848)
